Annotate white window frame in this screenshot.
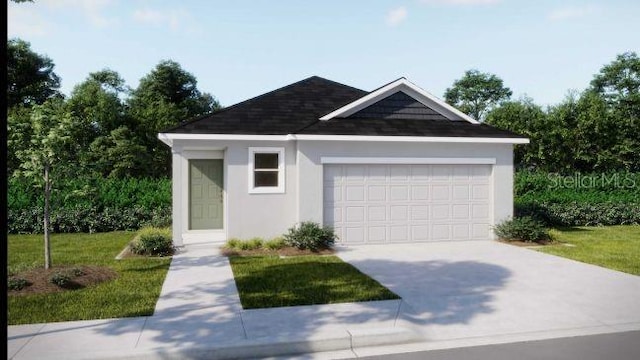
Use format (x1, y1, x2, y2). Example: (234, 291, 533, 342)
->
(248, 147, 285, 194)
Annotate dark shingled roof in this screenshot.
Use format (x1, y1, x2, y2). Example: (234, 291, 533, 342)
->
(163, 76, 526, 139)
(163, 76, 366, 135)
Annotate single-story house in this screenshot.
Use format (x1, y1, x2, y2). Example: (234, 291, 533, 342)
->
(158, 76, 528, 247)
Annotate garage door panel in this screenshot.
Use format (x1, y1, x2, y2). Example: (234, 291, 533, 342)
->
(345, 165, 366, 181)
(390, 185, 409, 200)
(368, 226, 386, 243)
(411, 185, 429, 200)
(452, 185, 470, 200)
(431, 185, 451, 200)
(324, 164, 492, 244)
(345, 206, 365, 222)
(368, 206, 386, 221)
(345, 227, 365, 243)
(367, 185, 386, 201)
(390, 225, 409, 242)
(346, 186, 365, 201)
(367, 165, 387, 180)
(390, 205, 408, 221)
(390, 165, 410, 181)
(410, 205, 429, 220)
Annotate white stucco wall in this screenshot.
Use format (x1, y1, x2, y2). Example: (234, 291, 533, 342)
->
(170, 138, 515, 244)
(171, 139, 297, 244)
(296, 141, 515, 239)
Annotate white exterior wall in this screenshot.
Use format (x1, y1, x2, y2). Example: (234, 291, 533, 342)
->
(170, 138, 515, 245)
(171, 139, 297, 245)
(296, 141, 514, 239)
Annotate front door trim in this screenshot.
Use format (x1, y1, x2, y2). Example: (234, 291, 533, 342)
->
(180, 150, 226, 244)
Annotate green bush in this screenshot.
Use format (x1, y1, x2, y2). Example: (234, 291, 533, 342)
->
(225, 238, 242, 250)
(71, 267, 85, 277)
(516, 201, 640, 226)
(283, 222, 336, 251)
(49, 272, 72, 287)
(264, 237, 286, 250)
(494, 217, 551, 243)
(130, 227, 174, 256)
(7, 177, 172, 234)
(8, 277, 29, 291)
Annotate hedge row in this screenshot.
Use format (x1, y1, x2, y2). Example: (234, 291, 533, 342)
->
(8, 177, 172, 234)
(515, 201, 640, 227)
(8, 205, 171, 234)
(514, 171, 640, 226)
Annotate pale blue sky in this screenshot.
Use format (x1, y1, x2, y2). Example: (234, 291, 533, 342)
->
(8, 0, 640, 107)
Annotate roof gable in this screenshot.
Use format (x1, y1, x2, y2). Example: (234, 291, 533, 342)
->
(346, 91, 450, 121)
(320, 78, 479, 124)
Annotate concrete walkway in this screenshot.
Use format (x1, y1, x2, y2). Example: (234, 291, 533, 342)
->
(7, 243, 417, 360)
(8, 241, 640, 359)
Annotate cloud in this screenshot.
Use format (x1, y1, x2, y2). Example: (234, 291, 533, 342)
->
(547, 4, 598, 21)
(420, 0, 501, 5)
(8, 4, 53, 37)
(41, 0, 117, 27)
(132, 8, 192, 31)
(386, 6, 408, 26)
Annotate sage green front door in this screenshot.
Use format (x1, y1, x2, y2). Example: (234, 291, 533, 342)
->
(189, 159, 223, 230)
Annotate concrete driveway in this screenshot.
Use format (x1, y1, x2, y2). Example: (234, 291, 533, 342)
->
(337, 241, 640, 345)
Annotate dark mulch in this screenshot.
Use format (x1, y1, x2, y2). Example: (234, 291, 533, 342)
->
(8, 265, 118, 296)
(220, 246, 335, 257)
(498, 239, 554, 247)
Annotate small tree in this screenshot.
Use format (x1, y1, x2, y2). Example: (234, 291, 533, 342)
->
(444, 69, 512, 121)
(14, 98, 75, 269)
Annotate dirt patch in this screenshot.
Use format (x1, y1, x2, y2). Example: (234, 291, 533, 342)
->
(8, 265, 118, 296)
(221, 246, 335, 257)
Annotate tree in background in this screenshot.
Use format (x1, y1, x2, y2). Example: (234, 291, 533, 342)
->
(7, 38, 61, 108)
(127, 60, 220, 177)
(13, 98, 77, 269)
(66, 70, 150, 177)
(444, 69, 512, 121)
(484, 97, 546, 169)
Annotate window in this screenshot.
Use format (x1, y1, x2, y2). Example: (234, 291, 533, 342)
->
(248, 147, 285, 193)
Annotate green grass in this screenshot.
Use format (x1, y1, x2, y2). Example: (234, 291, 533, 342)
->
(538, 225, 640, 275)
(229, 255, 399, 309)
(8, 232, 171, 325)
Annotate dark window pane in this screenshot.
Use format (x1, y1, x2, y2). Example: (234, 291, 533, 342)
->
(255, 153, 278, 169)
(254, 171, 278, 187)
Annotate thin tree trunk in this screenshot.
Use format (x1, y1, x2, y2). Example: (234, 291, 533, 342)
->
(44, 163, 52, 269)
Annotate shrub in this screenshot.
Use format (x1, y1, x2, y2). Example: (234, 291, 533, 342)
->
(70, 267, 85, 277)
(283, 222, 336, 251)
(49, 272, 72, 287)
(494, 217, 551, 243)
(516, 201, 640, 226)
(237, 238, 263, 251)
(130, 227, 174, 256)
(264, 237, 286, 250)
(225, 238, 242, 250)
(8, 277, 29, 291)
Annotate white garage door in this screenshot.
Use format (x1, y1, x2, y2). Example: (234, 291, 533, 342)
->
(323, 164, 492, 244)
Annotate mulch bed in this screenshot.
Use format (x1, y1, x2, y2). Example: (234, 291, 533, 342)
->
(220, 246, 335, 257)
(498, 239, 554, 247)
(8, 265, 118, 296)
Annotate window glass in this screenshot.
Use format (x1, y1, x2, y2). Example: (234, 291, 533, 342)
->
(255, 153, 278, 169)
(254, 171, 278, 187)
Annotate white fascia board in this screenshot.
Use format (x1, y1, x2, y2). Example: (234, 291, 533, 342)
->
(319, 78, 480, 124)
(290, 134, 530, 144)
(159, 132, 529, 145)
(321, 157, 497, 165)
(157, 133, 290, 146)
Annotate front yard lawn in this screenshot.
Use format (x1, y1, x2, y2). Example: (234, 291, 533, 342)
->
(229, 255, 399, 309)
(8, 232, 171, 325)
(539, 225, 640, 275)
